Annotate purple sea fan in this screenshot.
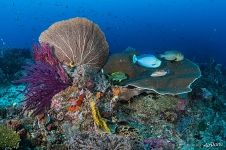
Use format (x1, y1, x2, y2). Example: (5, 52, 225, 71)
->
(33, 43, 58, 65)
(14, 62, 70, 115)
(33, 43, 68, 83)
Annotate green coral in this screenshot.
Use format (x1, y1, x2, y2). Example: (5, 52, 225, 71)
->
(108, 72, 128, 82)
(0, 125, 21, 149)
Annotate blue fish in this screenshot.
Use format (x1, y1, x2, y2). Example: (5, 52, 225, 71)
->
(133, 54, 161, 68)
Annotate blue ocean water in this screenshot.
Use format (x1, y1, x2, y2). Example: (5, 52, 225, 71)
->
(0, 0, 226, 64)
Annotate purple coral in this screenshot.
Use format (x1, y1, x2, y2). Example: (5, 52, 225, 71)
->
(15, 62, 69, 115)
(14, 44, 70, 115)
(33, 43, 68, 83)
(33, 43, 58, 65)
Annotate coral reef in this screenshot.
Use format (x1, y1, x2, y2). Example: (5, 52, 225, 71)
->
(1, 18, 226, 150)
(103, 50, 145, 78)
(144, 138, 175, 150)
(14, 62, 69, 115)
(125, 59, 201, 95)
(0, 84, 25, 107)
(125, 94, 179, 123)
(94, 72, 110, 92)
(90, 98, 110, 133)
(72, 64, 97, 88)
(13, 43, 70, 115)
(39, 17, 109, 70)
(0, 125, 21, 149)
(1, 56, 225, 149)
(104, 51, 201, 95)
(66, 132, 136, 150)
(33, 43, 69, 83)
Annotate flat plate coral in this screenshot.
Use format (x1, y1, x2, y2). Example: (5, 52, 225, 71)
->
(104, 51, 201, 95)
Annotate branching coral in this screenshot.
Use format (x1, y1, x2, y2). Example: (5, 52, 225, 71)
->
(33, 43, 58, 66)
(94, 73, 110, 92)
(14, 43, 70, 115)
(33, 43, 69, 83)
(14, 62, 69, 115)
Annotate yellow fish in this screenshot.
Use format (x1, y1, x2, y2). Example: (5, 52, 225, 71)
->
(160, 50, 184, 61)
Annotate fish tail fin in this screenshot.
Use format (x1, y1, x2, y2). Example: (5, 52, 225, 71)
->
(132, 54, 137, 63)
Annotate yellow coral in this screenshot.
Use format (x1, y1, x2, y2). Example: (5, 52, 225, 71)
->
(90, 99, 110, 133)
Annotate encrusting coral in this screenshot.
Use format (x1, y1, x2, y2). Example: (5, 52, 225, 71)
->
(0, 125, 21, 149)
(66, 132, 135, 150)
(39, 17, 109, 70)
(50, 85, 83, 120)
(121, 94, 179, 124)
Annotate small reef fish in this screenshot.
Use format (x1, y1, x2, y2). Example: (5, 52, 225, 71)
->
(133, 54, 161, 68)
(150, 69, 170, 77)
(160, 50, 184, 61)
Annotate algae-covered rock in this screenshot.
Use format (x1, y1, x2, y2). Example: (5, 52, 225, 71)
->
(0, 125, 21, 149)
(115, 94, 184, 149)
(127, 94, 178, 122)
